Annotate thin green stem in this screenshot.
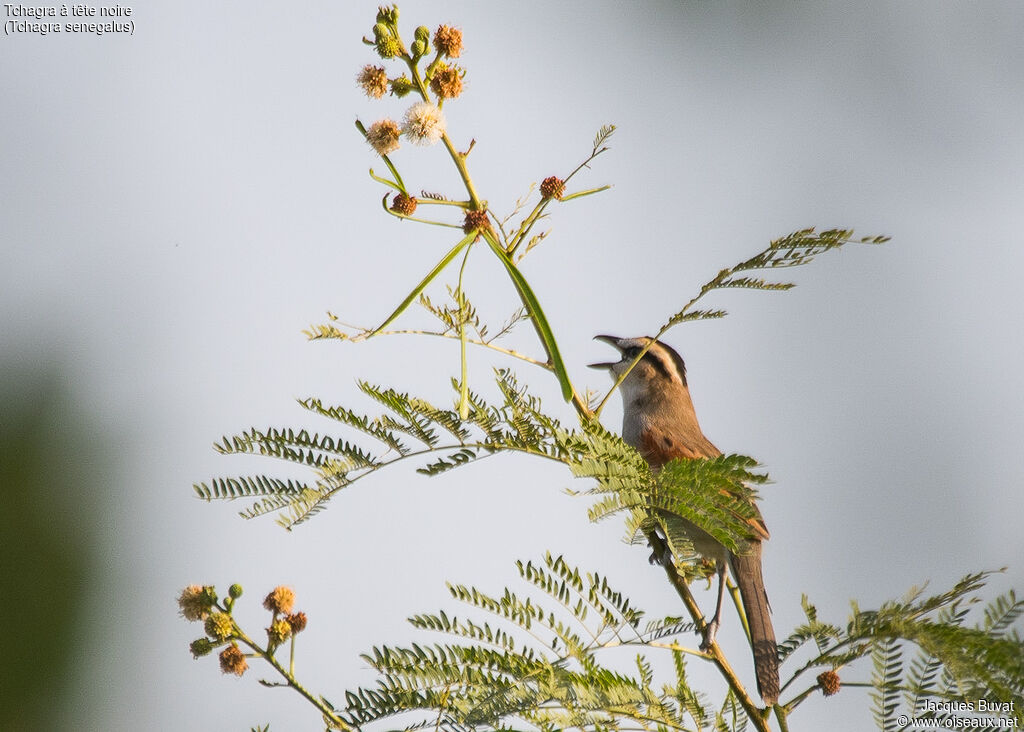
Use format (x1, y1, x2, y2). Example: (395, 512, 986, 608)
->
(648, 640, 712, 659)
(381, 196, 464, 228)
(778, 637, 868, 695)
(232, 627, 349, 730)
(440, 133, 483, 210)
(728, 577, 752, 644)
(357, 327, 551, 369)
(781, 683, 821, 714)
(506, 197, 552, 256)
(456, 242, 473, 419)
(774, 703, 790, 732)
(416, 197, 472, 207)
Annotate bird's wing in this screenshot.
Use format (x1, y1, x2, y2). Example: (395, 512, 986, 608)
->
(640, 427, 770, 542)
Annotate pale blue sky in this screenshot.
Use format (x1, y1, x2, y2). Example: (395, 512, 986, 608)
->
(3, 2, 1023, 729)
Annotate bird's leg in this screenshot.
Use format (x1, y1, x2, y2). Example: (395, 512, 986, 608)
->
(647, 527, 673, 566)
(700, 562, 728, 651)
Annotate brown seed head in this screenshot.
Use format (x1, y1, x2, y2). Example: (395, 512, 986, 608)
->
(463, 209, 491, 235)
(540, 176, 565, 200)
(390, 193, 418, 216)
(287, 612, 308, 634)
(430, 65, 464, 99)
(219, 643, 249, 676)
(357, 64, 388, 99)
(817, 669, 841, 697)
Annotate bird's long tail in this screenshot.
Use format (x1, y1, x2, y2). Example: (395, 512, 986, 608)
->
(730, 544, 779, 706)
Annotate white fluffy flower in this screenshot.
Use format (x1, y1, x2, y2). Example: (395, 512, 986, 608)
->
(401, 102, 446, 146)
(365, 119, 401, 156)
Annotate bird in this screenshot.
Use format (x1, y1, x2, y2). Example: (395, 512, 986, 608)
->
(589, 334, 779, 706)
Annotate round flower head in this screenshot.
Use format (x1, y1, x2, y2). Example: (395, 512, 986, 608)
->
(434, 25, 463, 58)
(389, 75, 414, 98)
(540, 176, 565, 200)
(365, 119, 401, 156)
(462, 208, 491, 234)
(178, 585, 215, 622)
(372, 26, 402, 59)
(189, 637, 214, 658)
(429, 65, 464, 100)
(267, 617, 292, 645)
(817, 670, 841, 697)
(204, 612, 235, 641)
(219, 643, 249, 676)
(390, 192, 418, 216)
(286, 611, 308, 634)
(402, 102, 446, 146)
(263, 586, 296, 615)
(356, 64, 388, 99)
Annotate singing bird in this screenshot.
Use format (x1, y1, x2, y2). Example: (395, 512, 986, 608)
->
(590, 335, 779, 706)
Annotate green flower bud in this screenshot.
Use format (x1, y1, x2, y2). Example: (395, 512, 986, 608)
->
(414, 25, 430, 42)
(376, 5, 398, 25)
(411, 39, 426, 58)
(376, 35, 402, 59)
(189, 637, 214, 658)
(228, 584, 243, 599)
(389, 75, 414, 98)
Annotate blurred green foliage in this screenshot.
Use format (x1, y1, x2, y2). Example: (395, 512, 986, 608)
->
(0, 362, 99, 731)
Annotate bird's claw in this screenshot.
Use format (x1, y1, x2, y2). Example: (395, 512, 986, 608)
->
(699, 618, 720, 652)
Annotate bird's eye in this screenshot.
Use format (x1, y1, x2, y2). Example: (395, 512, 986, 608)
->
(626, 346, 641, 358)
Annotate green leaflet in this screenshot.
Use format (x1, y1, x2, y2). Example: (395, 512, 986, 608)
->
(369, 230, 477, 337)
(482, 230, 574, 403)
(559, 184, 612, 202)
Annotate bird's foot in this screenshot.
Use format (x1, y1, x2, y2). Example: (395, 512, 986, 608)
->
(699, 618, 720, 652)
(648, 546, 673, 567)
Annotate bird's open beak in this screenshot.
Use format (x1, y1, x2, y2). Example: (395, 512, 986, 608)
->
(588, 334, 623, 369)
